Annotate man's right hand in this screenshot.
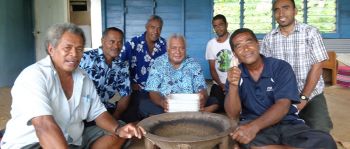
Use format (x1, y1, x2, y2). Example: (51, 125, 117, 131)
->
(116, 123, 146, 139)
(227, 66, 241, 86)
(161, 99, 169, 112)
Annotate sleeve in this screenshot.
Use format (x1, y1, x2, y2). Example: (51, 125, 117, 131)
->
(192, 61, 207, 92)
(260, 34, 272, 57)
(205, 40, 215, 60)
(11, 67, 53, 124)
(272, 60, 300, 104)
(144, 60, 162, 92)
(307, 28, 328, 64)
(115, 61, 131, 96)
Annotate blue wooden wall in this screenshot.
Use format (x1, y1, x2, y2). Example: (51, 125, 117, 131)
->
(102, 0, 350, 79)
(0, 0, 35, 87)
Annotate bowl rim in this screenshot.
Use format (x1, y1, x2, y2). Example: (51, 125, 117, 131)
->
(137, 112, 235, 143)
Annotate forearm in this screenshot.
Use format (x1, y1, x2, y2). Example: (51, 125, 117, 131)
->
(32, 116, 68, 148)
(114, 96, 130, 119)
(224, 85, 241, 120)
(209, 61, 223, 85)
(95, 112, 119, 133)
(302, 62, 323, 97)
(149, 91, 165, 107)
(248, 99, 291, 132)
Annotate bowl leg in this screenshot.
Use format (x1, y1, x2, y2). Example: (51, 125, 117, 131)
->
(219, 136, 229, 149)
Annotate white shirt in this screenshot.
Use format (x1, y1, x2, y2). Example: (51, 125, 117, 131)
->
(205, 35, 237, 84)
(1, 56, 106, 148)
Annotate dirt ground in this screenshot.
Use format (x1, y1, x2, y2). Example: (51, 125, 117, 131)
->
(1, 86, 349, 148)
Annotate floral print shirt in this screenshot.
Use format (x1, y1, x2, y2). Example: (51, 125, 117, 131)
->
(145, 54, 207, 96)
(120, 32, 167, 90)
(79, 48, 131, 107)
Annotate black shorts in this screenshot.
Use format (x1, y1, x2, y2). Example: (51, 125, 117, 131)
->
(239, 121, 336, 149)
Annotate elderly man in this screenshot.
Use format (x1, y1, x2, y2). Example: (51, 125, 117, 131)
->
(0, 23, 144, 149)
(261, 0, 332, 132)
(225, 28, 335, 149)
(79, 27, 133, 122)
(139, 34, 219, 118)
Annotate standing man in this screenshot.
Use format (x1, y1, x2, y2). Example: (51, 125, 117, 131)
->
(119, 15, 167, 120)
(0, 23, 144, 149)
(226, 28, 336, 149)
(140, 34, 219, 117)
(80, 27, 133, 122)
(206, 14, 237, 112)
(261, 0, 332, 133)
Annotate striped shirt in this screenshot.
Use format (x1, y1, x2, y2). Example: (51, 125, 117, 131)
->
(261, 21, 328, 99)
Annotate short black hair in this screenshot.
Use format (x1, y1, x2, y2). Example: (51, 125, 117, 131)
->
(102, 27, 124, 38)
(273, 0, 296, 10)
(229, 28, 258, 51)
(212, 14, 227, 24)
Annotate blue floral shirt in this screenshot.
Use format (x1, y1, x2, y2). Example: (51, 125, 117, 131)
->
(145, 54, 207, 96)
(120, 32, 167, 90)
(79, 48, 131, 105)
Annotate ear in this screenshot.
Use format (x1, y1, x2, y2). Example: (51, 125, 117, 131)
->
(47, 43, 54, 56)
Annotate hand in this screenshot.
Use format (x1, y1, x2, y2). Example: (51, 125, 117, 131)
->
(162, 98, 169, 112)
(227, 67, 241, 86)
(219, 83, 226, 92)
(116, 123, 146, 139)
(230, 124, 259, 144)
(297, 100, 307, 111)
(198, 93, 205, 111)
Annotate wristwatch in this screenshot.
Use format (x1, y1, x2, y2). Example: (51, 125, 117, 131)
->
(300, 95, 309, 101)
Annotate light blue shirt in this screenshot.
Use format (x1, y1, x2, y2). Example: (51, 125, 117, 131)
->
(145, 54, 206, 96)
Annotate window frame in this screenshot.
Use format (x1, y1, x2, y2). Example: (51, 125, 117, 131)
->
(213, 0, 339, 39)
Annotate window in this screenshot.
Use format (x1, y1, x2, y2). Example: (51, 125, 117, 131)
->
(213, 0, 337, 34)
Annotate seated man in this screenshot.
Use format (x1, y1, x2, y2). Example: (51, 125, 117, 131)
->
(225, 28, 336, 149)
(79, 27, 133, 122)
(140, 34, 219, 118)
(0, 23, 144, 149)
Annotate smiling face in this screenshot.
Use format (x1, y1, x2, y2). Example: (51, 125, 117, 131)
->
(146, 19, 162, 43)
(102, 30, 123, 60)
(273, 0, 297, 28)
(167, 37, 186, 69)
(231, 32, 260, 65)
(48, 31, 84, 74)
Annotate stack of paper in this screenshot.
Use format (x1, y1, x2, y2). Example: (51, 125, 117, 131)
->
(168, 94, 200, 112)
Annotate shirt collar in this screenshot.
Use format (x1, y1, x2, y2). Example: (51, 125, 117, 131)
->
(39, 55, 85, 78)
(240, 55, 271, 79)
(165, 54, 189, 70)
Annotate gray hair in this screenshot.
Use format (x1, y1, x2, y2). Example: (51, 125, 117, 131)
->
(45, 23, 85, 53)
(167, 34, 186, 49)
(145, 15, 164, 28)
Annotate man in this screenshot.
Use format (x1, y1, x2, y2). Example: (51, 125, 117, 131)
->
(140, 34, 219, 117)
(0, 23, 144, 149)
(261, 0, 333, 133)
(225, 28, 336, 149)
(119, 15, 167, 121)
(80, 27, 133, 122)
(205, 14, 237, 112)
